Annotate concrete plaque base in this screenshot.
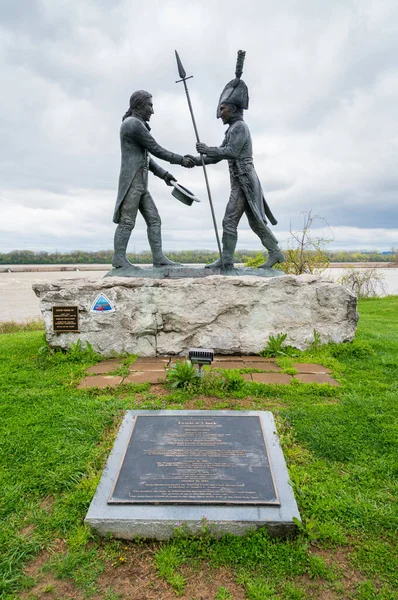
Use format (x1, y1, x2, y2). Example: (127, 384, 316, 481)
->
(85, 410, 301, 539)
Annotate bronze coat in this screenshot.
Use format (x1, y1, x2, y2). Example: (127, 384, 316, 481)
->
(113, 116, 184, 224)
(200, 119, 277, 226)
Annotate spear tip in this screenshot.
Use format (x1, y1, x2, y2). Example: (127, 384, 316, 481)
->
(175, 50, 187, 79)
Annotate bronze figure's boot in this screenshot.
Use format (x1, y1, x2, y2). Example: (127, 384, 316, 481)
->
(205, 232, 237, 270)
(258, 226, 285, 269)
(112, 226, 136, 268)
(147, 225, 182, 267)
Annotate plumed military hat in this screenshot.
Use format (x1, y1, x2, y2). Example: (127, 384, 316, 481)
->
(217, 50, 249, 118)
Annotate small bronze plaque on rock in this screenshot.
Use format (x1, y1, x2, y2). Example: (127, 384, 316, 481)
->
(52, 306, 79, 332)
(109, 415, 279, 505)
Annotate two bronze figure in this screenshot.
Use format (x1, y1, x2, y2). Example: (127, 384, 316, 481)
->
(112, 52, 285, 271)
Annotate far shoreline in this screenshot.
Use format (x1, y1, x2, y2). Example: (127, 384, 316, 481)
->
(1, 262, 397, 273)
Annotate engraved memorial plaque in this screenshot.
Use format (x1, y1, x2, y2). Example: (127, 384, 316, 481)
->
(109, 415, 279, 505)
(52, 306, 79, 332)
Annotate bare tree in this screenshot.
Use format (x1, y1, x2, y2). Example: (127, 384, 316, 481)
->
(279, 211, 333, 275)
(338, 268, 386, 298)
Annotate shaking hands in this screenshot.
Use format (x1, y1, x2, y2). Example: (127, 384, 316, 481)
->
(182, 154, 196, 168)
(164, 155, 196, 186)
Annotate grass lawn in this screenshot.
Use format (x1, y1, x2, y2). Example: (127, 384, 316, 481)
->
(0, 297, 397, 600)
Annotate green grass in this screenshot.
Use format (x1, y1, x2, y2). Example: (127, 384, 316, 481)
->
(0, 297, 397, 599)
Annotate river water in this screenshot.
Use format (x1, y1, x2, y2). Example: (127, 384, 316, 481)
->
(0, 265, 397, 322)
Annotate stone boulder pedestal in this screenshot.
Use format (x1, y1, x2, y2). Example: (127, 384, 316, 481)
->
(33, 274, 358, 357)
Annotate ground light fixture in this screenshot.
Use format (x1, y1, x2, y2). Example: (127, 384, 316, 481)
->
(188, 348, 214, 377)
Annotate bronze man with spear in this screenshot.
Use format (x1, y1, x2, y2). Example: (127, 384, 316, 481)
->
(195, 51, 285, 270)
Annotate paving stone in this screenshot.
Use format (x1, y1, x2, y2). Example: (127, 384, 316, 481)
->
(77, 375, 123, 389)
(242, 373, 253, 382)
(86, 360, 123, 375)
(124, 371, 166, 384)
(133, 357, 170, 364)
(293, 363, 330, 374)
(251, 373, 292, 385)
(294, 374, 339, 386)
(214, 355, 243, 362)
(241, 356, 277, 363)
(129, 361, 168, 372)
(243, 362, 281, 372)
(212, 361, 245, 369)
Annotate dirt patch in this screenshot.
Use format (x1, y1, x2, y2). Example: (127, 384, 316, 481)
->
(21, 539, 80, 599)
(176, 566, 245, 600)
(151, 384, 170, 396)
(96, 548, 245, 600)
(181, 395, 288, 411)
(24, 550, 51, 578)
(316, 397, 340, 405)
(20, 573, 84, 600)
(292, 574, 341, 600)
(40, 496, 55, 512)
(283, 546, 368, 599)
(20, 524, 36, 537)
(23, 539, 67, 577)
(314, 546, 366, 588)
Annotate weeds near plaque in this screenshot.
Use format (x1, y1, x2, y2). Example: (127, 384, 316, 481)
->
(260, 333, 301, 358)
(166, 359, 198, 389)
(155, 546, 186, 593)
(311, 329, 322, 350)
(292, 517, 321, 542)
(67, 339, 99, 362)
(219, 369, 245, 391)
(36, 336, 100, 368)
(261, 332, 288, 356)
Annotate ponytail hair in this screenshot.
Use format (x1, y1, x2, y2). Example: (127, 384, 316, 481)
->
(122, 90, 152, 121)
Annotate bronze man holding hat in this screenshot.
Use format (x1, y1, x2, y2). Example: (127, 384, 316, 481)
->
(112, 90, 195, 269)
(195, 51, 285, 269)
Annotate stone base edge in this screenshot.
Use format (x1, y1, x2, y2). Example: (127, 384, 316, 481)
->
(84, 518, 297, 540)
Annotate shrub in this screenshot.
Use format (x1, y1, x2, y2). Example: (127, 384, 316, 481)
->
(166, 360, 198, 389)
(220, 369, 245, 391)
(261, 333, 301, 358)
(243, 252, 266, 268)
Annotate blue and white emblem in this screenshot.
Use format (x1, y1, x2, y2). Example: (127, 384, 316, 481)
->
(90, 293, 115, 313)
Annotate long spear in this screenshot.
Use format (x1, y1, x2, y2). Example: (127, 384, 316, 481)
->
(175, 50, 224, 270)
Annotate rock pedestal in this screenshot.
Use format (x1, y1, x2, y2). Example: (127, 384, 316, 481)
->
(33, 274, 358, 357)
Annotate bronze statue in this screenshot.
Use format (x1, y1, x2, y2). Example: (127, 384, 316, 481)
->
(112, 90, 195, 269)
(195, 51, 285, 270)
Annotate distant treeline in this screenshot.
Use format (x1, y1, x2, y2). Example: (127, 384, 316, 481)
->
(0, 249, 397, 265)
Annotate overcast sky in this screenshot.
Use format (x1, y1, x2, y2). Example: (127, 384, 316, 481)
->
(1, 0, 397, 254)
